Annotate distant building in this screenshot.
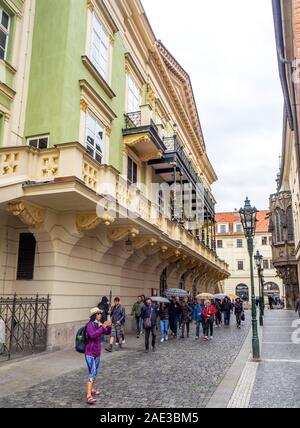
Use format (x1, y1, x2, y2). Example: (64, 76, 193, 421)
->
(216, 211, 283, 302)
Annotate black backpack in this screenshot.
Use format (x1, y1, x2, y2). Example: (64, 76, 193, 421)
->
(75, 324, 88, 354)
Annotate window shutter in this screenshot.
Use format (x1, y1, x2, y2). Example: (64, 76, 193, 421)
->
(17, 233, 36, 280)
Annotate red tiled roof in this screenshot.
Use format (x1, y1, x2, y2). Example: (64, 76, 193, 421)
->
(215, 210, 269, 234)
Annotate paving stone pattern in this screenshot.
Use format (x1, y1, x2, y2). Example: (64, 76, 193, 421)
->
(0, 318, 250, 408)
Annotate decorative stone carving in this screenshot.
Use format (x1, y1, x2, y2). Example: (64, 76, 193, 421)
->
(107, 227, 139, 242)
(80, 98, 89, 113)
(0, 152, 19, 176)
(7, 201, 45, 227)
(132, 237, 158, 250)
(76, 211, 115, 232)
(41, 156, 59, 178)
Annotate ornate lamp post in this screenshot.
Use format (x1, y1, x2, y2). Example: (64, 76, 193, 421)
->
(254, 250, 264, 326)
(239, 197, 260, 359)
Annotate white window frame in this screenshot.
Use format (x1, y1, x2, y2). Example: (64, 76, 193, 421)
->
(0, 8, 10, 61)
(27, 135, 49, 149)
(218, 224, 228, 233)
(237, 260, 244, 271)
(234, 223, 243, 233)
(90, 13, 110, 81)
(126, 74, 141, 114)
(85, 112, 106, 164)
(236, 239, 243, 248)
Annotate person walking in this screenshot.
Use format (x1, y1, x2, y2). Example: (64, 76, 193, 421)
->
(85, 308, 112, 405)
(141, 298, 159, 352)
(158, 302, 169, 342)
(234, 298, 243, 329)
(268, 295, 274, 309)
(202, 300, 216, 340)
(106, 297, 125, 352)
(296, 295, 300, 318)
(97, 296, 109, 322)
(223, 297, 232, 326)
(193, 298, 204, 339)
(215, 299, 222, 328)
(180, 299, 193, 338)
(169, 296, 181, 338)
(131, 295, 144, 338)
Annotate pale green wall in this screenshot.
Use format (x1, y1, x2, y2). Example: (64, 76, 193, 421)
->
(24, 0, 127, 172)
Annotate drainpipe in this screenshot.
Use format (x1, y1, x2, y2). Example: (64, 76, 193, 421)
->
(272, 0, 300, 187)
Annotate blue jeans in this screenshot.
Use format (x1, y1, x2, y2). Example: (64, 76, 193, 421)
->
(135, 316, 143, 336)
(224, 311, 231, 325)
(160, 320, 169, 338)
(85, 355, 100, 382)
(195, 320, 202, 337)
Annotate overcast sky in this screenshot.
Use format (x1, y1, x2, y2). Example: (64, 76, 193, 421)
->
(142, 0, 283, 212)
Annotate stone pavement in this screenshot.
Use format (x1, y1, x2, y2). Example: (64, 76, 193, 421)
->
(0, 317, 251, 408)
(249, 310, 300, 408)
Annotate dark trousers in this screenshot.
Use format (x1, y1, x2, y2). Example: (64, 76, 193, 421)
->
(181, 322, 190, 337)
(236, 313, 242, 326)
(145, 325, 156, 350)
(224, 311, 231, 325)
(204, 319, 214, 337)
(216, 311, 222, 326)
(169, 315, 178, 336)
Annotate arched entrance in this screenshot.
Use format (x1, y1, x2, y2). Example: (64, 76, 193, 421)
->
(236, 284, 249, 301)
(263, 282, 280, 295)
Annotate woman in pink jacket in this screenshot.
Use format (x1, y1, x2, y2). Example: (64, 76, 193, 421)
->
(85, 307, 112, 405)
(202, 300, 216, 341)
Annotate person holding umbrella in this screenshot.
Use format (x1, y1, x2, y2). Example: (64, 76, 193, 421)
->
(169, 296, 181, 338)
(141, 297, 159, 352)
(234, 298, 243, 328)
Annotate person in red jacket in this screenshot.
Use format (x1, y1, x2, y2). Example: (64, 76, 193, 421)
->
(202, 300, 216, 340)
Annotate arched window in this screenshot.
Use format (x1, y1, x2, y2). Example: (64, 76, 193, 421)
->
(274, 208, 283, 243)
(179, 273, 186, 290)
(236, 284, 249, 301)
(286, 206, 294, 242)
(158, 189, 164, 215)
(160, 268, 167, 296)
(264, 282, 280, 293)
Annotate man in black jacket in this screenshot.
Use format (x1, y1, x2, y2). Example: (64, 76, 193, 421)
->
(223, 298, 232, 326)
(169, 297, 181, 338)
(141, 298, 159, 352)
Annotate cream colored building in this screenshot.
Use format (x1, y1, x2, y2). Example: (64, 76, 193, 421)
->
(0, 0, 229, 351)
(216, 211, 283, 301)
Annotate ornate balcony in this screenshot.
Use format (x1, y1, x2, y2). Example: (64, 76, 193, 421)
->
(0, 143, 229, 278)
(122, 105, 166, 162)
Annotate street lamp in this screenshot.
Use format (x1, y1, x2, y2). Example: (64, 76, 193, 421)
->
(254, 250, 264, 326)
(239, 197, 260, 360)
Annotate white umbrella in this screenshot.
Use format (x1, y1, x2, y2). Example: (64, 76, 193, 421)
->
(151, 296, 170, 303)
(165, 288, 188, 298)
(213, 293, 228, 300)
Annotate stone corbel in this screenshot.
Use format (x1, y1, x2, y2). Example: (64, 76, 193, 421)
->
(76, 211, 115, 232)
(7, 201, 45, 228)
(107, 227, 139, 242)
(132, 237, 158, 250)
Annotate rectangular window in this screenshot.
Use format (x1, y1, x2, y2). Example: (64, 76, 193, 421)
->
(237, 261, 244, 271)
(86, 113, 105, 164)
(27, 136, 49, 149)
(127, 75, 140, 113)
(217, 240, 223, 249)
(263, 259, 269, 270)
(262, 236, 268, 245)
(219, 224, 227, 233)
(0, 9, 10, 61)
(235, 223, 243, 233)
(17, 233, 36, 280)
(270, 260, 274, 269)
(91, 14, 109, 80)
(127, 156, 137, 184)
(237, 239, 243, 248)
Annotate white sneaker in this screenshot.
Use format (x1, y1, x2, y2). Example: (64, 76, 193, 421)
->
(195, 336, 199, 340)
(204, 336, 209, 340)
(122, 339, 125, 344)
(210, 336, 213, 340)
(160, 338, 164, 343)
(165, 336, 168, 341)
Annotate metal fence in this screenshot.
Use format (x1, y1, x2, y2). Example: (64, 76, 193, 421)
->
(0, 294, 50, 362)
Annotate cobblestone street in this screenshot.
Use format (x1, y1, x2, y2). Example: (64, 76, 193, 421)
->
(0, 318, 250, 408)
